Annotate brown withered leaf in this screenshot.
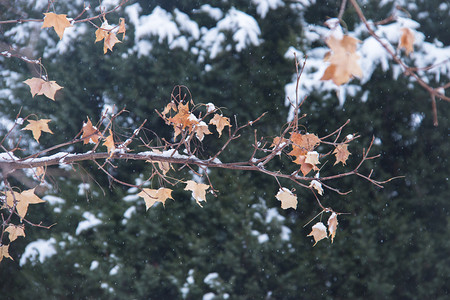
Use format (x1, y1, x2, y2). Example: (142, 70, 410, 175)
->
(275, 188, 297, 210)
(24, 78, 63, 100)
(118, 18, 126, 39)
(399, 28, 414, 55)
(321, 35, 363, 85)
(0, 245, 13, 263)
(103, 129, 115, 155)
(327, 213, 339, 243)
(293, 155, 314, 176)
(5, 225, 25, 242)
(148, 149, 172, 175)
(81, 117, 103, 144)
(307, 222, 328, 246)
(333, 143, 351, 165)
(22, 119, 53, 143)
(5, 188, 46, 220)
(185, 180, 210, 207)
(41, 12, 73, 40)
(194, 121, 212, 141)
(209, 114, 231, 137)
(138, 188, 173, 210)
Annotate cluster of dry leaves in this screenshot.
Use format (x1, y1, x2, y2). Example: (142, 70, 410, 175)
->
(2, 2, 423, 263)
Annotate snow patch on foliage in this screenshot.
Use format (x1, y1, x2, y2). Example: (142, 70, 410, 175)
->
(252, 0, 284, 18)
(20, 238, 57, 266)
(76, 211, 102, 235)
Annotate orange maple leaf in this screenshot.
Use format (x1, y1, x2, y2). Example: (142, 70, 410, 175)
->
(307, 222, 328, 246)
(399, 28, 414, 55)
(333, 143, 351, 165)
(41, 12, 73, 40)
(5, 188, 46, 220)
(209, 114, 231, 137)
(103, 129, 115, 155)
(167, 102, 199, 138)
(22, 119, 53, 143)
(275, 188, 298, 210)
(81, 117, 103, 144)
(185, 180, 210, 207)
(321, 35, 363, 85)
(293, 155, 315, 176)
(138, 188, 173, 209)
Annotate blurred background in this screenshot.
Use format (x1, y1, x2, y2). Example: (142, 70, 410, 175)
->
(0, 0, 449, 299)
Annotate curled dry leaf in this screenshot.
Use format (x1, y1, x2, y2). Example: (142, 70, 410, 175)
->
(399, 28, 414, 56)
(81, 117, 103, 144)
(148, 149, 172, 175)
(327, 213, 339, 243)
(309, 180, 323, 195)
(103, 129, 115, 155)
(275, 188, 298, 210)
(307, 222, 328, 246)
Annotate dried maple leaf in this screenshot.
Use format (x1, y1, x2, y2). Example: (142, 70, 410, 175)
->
(162, 102, 177, 116)
(103, 32, 121, 54)
(275, 188, 297, 210)
(184, 180, 210, 207)
(138, 188, 173, 210)
(321, 35, 362, 85)
(167, 102, 198, 138)
(399, 28, 414, 55)
(103, 129, 115, 155)
(148, 149, 172, 175)
(0, 245, 13, 262)
(24, 78, 45, 97)
(81, 117, 103, 144)
(307, 222, 328, 246)
(5, 188, 46, 220)
(293, 155, 314, 176)
(305, 151, 320, 166)
(270, 136, 288, 149)
(309, 180, 323, 196)
(333, 143, 351, 165)
(95, 20, 122, 54)
(39, 80, 63, 100)
(41, 12, 73, 40)
(22, 119, 53, 143)
(118, 17, 126, 39)
(5, 225, 25, 242)
(209, 114, 231, 137)
(194, 121, 212, 141)
(24, 78, 63, 100)
(289, 132, 320, 158)
(327, 213, 338, 243)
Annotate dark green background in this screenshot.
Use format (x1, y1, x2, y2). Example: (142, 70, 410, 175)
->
(0, 0, 448, 299)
